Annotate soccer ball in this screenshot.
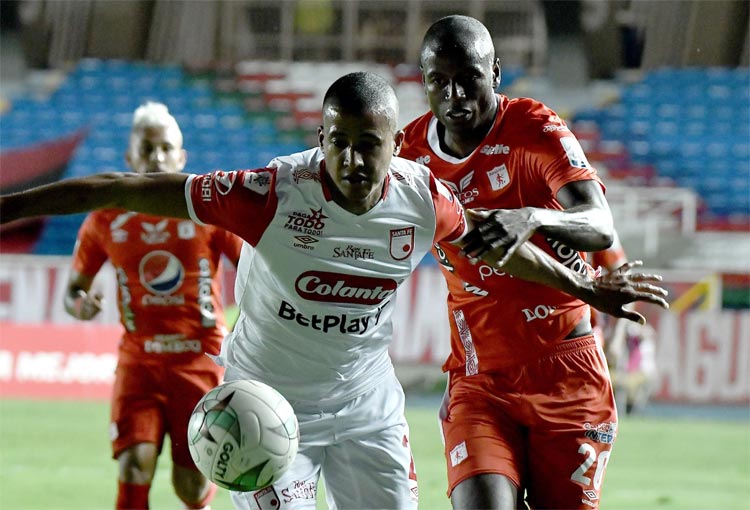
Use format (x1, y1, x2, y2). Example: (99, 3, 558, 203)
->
(187, 379, 299, 492)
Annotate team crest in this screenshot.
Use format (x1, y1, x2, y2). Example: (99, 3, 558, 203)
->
(389, 227, 414, 260)
(253, 485, 281, 509)
(487, 164, 510, 191)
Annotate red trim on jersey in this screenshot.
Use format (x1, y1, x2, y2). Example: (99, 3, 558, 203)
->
(188, 168, 279, 246)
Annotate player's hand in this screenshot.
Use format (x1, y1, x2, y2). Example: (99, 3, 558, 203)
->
(589, 261, 669, 324)
(460, 208, 538, 266)
(72, 290, 104, 320)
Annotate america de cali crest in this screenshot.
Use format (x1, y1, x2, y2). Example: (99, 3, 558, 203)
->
(487, 164, 510, 191)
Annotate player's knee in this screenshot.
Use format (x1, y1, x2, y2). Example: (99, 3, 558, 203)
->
(118, 444, 158, 484)
(173, 464, 214, 508)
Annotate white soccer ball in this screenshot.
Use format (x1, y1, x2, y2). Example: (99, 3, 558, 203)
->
(187, 379, 299, 492)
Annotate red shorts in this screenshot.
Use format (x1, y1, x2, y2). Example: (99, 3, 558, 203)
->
(441, 336, 617, 509)
(110, 358, 223, 469)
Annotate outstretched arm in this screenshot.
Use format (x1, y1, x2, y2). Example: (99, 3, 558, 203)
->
(453, 211, 667, 323)
(0, 172, 190, 224)
(502, 244, 667, 323)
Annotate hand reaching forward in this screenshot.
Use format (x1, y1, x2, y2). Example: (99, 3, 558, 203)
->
(70, 290, 104, 321)
(589, 261, 669, 324)
(461, 208, 538, 266)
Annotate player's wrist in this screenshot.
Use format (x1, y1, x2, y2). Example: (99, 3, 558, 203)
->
(65, 290, 88, 318)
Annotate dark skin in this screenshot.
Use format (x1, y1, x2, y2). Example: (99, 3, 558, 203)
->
(420, 24, 614, 271)
(418, 15, 618, 510)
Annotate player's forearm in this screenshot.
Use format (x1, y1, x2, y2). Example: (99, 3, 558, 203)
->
(530, 205, 614, 252)
(1, 174, 127, 223)
(0, 172, 190, 223)
(490, 242, 595, 300)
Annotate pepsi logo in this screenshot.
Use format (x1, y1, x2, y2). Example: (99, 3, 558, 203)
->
(139, 250, 185, 295)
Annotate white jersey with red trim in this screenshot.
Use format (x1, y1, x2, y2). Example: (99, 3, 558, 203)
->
(185, 148, 465, 404)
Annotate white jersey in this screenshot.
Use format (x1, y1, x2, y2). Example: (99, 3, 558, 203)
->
(185, 148, 466, 404)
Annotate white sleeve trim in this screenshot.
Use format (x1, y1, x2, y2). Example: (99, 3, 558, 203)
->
(184, 174, 208, 226)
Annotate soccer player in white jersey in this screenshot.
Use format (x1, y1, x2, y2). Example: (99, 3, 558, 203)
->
(0, 72, 668, 509)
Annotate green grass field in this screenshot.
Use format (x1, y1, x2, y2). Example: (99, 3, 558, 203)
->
(0, 399, 748, 509)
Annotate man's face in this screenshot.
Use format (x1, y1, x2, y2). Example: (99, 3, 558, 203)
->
(421, 45, 499, 136)
(318, 106, 403, 213)
(126, 124, 186, 174)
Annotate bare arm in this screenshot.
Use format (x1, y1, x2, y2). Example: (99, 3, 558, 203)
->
(63, 271, 103, 321)
(454, 212, 667, 323)
(493, 244, 668, 323)
(0, 172, 190, 224)
(460, 180, 614, 266)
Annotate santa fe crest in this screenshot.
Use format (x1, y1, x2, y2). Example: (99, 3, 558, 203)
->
(389, 227, 415, 260)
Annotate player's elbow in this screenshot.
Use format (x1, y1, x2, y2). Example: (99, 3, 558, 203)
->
(594, 230, 615, 251)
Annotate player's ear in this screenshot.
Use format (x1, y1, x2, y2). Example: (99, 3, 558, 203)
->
(317, 126, 325, 151)
(493, 58, 502, 91)
(393, 130, 405, 156)
(177, 148, 187, 172)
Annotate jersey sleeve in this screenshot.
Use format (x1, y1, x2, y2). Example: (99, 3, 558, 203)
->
(215, 228, 244, 266)
(185, 169, 278, 246)
(71, 213, 109, 277)
(430, 174, 467, 243)
(524, 102, 605, 197)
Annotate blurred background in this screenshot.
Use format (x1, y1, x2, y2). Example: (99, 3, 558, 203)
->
(0, 1, 748, 509)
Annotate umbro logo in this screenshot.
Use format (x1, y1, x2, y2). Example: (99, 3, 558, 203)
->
(293, 235, 318, 251)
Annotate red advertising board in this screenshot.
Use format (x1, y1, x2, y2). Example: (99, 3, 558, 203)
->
(0, 322, 120, 400)
(0, 255, 748, 403)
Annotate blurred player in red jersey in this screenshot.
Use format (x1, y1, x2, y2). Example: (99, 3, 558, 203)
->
(589, 231, 658, 415)
(63, 102, 242, 510)
(399, 15, 634, 510)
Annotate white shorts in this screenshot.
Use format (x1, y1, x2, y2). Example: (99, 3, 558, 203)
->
(228, 371, 419, 510)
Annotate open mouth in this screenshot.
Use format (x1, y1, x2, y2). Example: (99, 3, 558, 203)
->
(345, 173, 368, 185)
(446, 109, 472, 121)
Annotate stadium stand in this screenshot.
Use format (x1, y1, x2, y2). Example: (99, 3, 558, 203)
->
(1, 59, 309, 254)
(573, 67, 750, 226)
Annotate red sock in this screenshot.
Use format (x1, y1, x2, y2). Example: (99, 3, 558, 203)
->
(182, 483, 217, 510)
(116, 481, 150, 510)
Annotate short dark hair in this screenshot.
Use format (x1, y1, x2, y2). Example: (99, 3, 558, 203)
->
(420, 15, 495, 66)
(323, 72, 399, 131)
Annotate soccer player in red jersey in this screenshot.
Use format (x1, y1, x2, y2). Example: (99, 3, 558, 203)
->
(63, 102, 242, 510)
(399, 15, 638, 509)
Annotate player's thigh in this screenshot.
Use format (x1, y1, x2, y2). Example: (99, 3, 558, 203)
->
(322, 377, 417, 509)
(442, 373, 525, 496)
(230, 445, 324, 510)
(322, 423, 417, 510)
(111, 362, 166, 459)
(166, 364, 223, 469)
(525, 344, 617, 509)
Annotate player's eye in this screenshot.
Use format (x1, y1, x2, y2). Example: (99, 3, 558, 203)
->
(331, 138, 349, 149)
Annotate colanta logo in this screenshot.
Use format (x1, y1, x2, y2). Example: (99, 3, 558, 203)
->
(295, 271, 397, 305)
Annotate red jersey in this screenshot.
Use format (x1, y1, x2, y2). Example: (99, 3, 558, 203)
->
(71, 210, 242, 365)
(401, 95, 604, 373)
